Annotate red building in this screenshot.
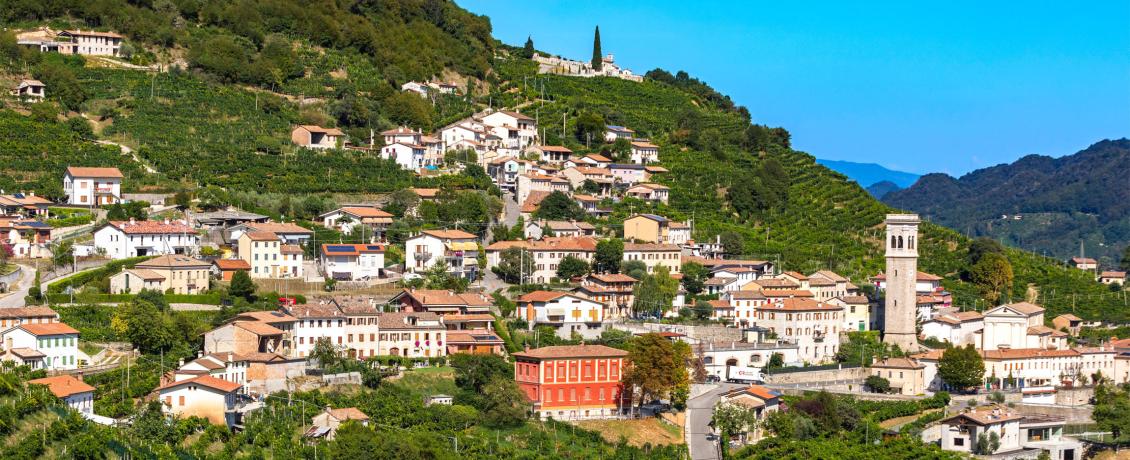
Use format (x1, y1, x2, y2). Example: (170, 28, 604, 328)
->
(513, 344, 630, 420)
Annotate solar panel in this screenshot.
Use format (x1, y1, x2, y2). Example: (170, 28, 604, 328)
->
(365, 245, 383, 251)
(326, 245, 355, 252)
(472, 335, 499, 341)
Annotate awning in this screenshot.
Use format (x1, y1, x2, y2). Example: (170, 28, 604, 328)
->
(446, 242, 478, 251)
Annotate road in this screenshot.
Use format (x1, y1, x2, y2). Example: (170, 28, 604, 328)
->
(502, 191, 520, 227)
(686, 383, 745, 460)
(0, 265, 35, 308)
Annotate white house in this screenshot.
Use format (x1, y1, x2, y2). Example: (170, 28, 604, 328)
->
(381, 142, 426, 170)
(604, 125, 635, 142)
(921, 311, 984, 347)
(382, 126, 421, 145)
(531, 145, 573, 164)
(58, 30, 123, 56)
(518, 291, 606, 339)
(173, 353, 250, 394)
(310, 407, 370, 440)
(291, 125, 343, 150)
(64, 166, 122, 206)
(400, 81, 429, 97)
(320, 244, 385, 281)
(319, 206, 393, 241)
(1, 323, 80, 370)
(629, 141, 659, 164)
(285, 304, 346, 359)
(480, 110, 537, 151)
(29, 375, 95, 414)
(156, 375, 242, 426)
(237, 231, 304, 279)
(12, 79, 45, 101)
(939, 405, 1023, 456)
(625, 183, 669, 204)
(404, 229, 479, 279)
(749, 298, 843, 364)
(94, 219, 198, 259)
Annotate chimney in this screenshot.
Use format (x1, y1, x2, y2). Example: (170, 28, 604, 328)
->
(128, 217, 136, 225)
(164, 218, 170, 225)
(76, 371, 83, 382)
(524, 343, 530, 352)
(228, 352, 233, 363)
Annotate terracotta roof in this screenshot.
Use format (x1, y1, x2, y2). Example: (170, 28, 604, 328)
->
(931, 311, 983, 325)
(297, 125, 344, 136)
(589, 273, 637, 283)
(757, 298, 840, 311)
(644, 166, 669, 173)
(378, 312, 444, 329)
(536, 145, 573, 153)
(1027, 325, 1067, 337)
(280, 244, 304, 255)
(485, 240, 529, 251)
(446, 331, 503, 344)
(623, 243, 680, 252)
(496, 110, 534, 121)
(124, 268, 164, 281)
(62, 29, 123, 38)
(136, 255, 210, 269)
(232, 311, 296, 323)
(243, 231, 279, 242)
(8, 348, 45, 359)
(708, 299, 732, 309)
(871, 357, 924, 369)
(747, 279, 799, 289)
(728, 290, 766, 300)
(981, 348, 1080, 360)
(745, 385, 780, 401)
(0, 307, 56, 319)
(760, 289, 815, 298)
(338, 207, 393, 218)
(411, 188, 440, 198)
(381, 126, 418, 136)
(837, 295, 871, 304)
(520, 190, 552, 213)
(513, 344, 628, 360)
(157, 375, 241, 393)
(782, 271, 808, 281)
(399, 289, 492, 307)
(519, 291, 571, 303)
(246, 222, 313, 235)
(233, 321, 285, 336)
(584, 154, 612, 162)
(1002, 302, 1045, 315)
(19, 323, 79, 336)
(630, 141, 658, 149)
(1101, 271, 1126, 278)
(28, 375, 95, 398)
(527, 237, 598, 252)
(442, 314, 495, 323)
(326, 407, 369, 421)
(810, 270, 847, 283)
(107, 220, 193, 235)
(1054, 313, 1082, 321)
(213, 259, 251, 270)
(66, 166, 123, 178)
(1071, 257, 1097, 264)
(419, 229, 477, 240)
(286, 304, 344, 318)
(942, 405, 1023, 426)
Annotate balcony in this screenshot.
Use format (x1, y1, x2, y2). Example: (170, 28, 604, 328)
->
(414, 251, 432, 262)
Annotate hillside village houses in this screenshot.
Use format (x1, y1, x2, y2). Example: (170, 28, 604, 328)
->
(28, 375, 95, 415)
(0, 322, 80, 370)
(604, 125, 634, 142)
(64, 166, 123, 206)
(623, 214, 691, 245)
(94, 218, 199, 259)
(533, 52, 643, 82)
(1069, 257, 1098, 271)
(1099, 270, 1126, 285)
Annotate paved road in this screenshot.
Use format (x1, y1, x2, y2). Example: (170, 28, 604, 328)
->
(0, 265, 35, 308)
(502, 191, 520, 227)
(686, 383, 745, 460)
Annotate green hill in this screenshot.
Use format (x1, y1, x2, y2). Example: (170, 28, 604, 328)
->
(0, 0, 1125, 326)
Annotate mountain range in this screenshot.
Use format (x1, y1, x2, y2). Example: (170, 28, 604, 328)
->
(815, 159, 921, 197)
(883, 139, 1130, 265)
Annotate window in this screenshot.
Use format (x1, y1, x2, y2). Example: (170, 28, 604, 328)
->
(953, 438, 964, 447)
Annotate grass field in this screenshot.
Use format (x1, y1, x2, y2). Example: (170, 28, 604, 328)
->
(388, 366, 459, 398)
(576, 418, 684, 447)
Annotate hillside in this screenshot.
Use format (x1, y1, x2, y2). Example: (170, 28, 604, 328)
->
(885, 139, 1130, 265)
(0, 0, 1126, 328)
(865, 180, 901, 199)
(816, 159, 921, 189)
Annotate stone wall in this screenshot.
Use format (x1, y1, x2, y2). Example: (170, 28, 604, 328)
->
(611, 322, 743, 342)
(764, 366, 869, 385)
(1014, 404, 1094, 424)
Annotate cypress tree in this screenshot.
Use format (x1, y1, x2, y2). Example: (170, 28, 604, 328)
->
(591, 26, 602, 71)
(523, 35, 534, 57)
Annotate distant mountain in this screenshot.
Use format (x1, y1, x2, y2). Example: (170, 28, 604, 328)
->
(816, 159, 921, 189)
(884, 139, 1130, 265)
(865, 180, 902, 199)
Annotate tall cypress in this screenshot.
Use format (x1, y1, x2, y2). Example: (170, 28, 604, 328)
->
(591, 26, 602, 71)
(523, 35, 534, 57)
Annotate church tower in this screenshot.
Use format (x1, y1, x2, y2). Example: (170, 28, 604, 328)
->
(882, 214, 920, 351)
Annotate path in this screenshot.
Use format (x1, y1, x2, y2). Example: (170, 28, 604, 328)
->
(96, 139, 157, 174)
(502, 191, 520, 227)
(0, 265, 34, 308)
(686, 383, 744, 460)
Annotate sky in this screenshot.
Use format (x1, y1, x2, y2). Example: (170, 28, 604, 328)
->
(459, 0, 1130, 176)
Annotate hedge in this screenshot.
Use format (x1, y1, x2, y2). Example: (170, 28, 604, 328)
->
(47, 292, 223, 305)
(46, 256, 154, 293)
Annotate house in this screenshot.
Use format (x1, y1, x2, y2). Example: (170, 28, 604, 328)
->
(0, 322, 80, 370)
(524, 220, 595, 240)
(57, 30, 123, 56)
(211, 259, 251, 281)
(531, 145, 573, 164)
(748, 298, 843, 363)
(0, 307, 59, 330)
(285, 303, 346, 359)
(445, 330, 505, 356)
(381, 126, 421, 145)
(519, 291, 606, 339)
(513, 344, 629, 420)
(573, 194, 608, 217)
(401, 81, 429, 96)
(319, 206, 393, 241)
(0, 192, 51, 217)
(701, 327, 802, 378)
(575, 273, 637, 318)
(516, 173, 570, 206)
(391, 289, 492, 315)
(913, 346, 1116, 393)
(480, 110, 537, 151)
(560, 167, 614, 196)
(291, 125, 343, 150)
(64, 166, 122, 205)
(109, 255, 211, 294)
(829, 295, 872, 332)
(625, 183, 669, 204)
(526, 237, 598, 283)
(869, 357, 926, 395)
(191, 210, 269, 230)
(921, 311, 984, 347)
(716, 385, 781, 444)
(1069, 257, 1098, 271)
(320, 244, 385, 281)
(486, 156, 523, 190)
(604, 125, 635, 142)
(12, 79, 45, 101)
(1099, 271, 1126, 285)
(231, 222, 314, 246)
(1051, 314, 1083, 336)
(377, 312, 446, 357)
(939, 405, 1023, 456)
(575, 154, 612, 168)
(608, 164, 648, 185)
(28, 375, 95, 414)
(424, 395, 453, 406)
(237, 231, 304, 279)
(404, 229, 480, 279)
(622, 243, 681, 275)
(623, 214, 691, 245)
(308, 407, 369, 440)
(629, 141, 659, 164)
(203, 311, 295, 357)
(172, 353, 250, 394)
(157, 375, 243, 426)
(0, 219, 52, 258)
(381, 142, 426, 170)
(94, 219, 198, 259)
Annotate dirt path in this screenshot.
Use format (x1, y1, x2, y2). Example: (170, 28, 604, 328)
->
(96, 139, 157, 174)
(879, 408, 942, 430)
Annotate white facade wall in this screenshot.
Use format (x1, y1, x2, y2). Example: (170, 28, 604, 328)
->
(2, 329, 79, 370)
(94, 227, 198, 259)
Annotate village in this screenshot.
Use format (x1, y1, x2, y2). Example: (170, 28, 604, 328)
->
(1, 23, 1129, 460)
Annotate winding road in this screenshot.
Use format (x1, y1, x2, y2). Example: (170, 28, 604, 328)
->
(686, 383, 745, 460)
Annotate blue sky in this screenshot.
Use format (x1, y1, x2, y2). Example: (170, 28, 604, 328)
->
(459, 0, 1130, 176)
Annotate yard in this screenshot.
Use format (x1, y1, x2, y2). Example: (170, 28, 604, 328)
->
(576, 417, 684, 447)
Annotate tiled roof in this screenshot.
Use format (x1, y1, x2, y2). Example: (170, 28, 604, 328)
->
(589, 273, 637, 283)
(243, 231, 279, 242)
(247, 222, 313, 235)
(782, 271, 808, 281)
(810, 270, 848, 283)
(0, 307, 57, 319)
(623, 243, 680, 252)
(584, 154, 612, 162)
(411, 188, 440, 198)
(513, 344, 628, 360)
(442, 314, 495, 322)
(1101, 271, 1126, 278)
(297, 125, 344, 136)
(757, 298, 840, 311)
(941, 405, 1023, 426)
(124, 268, 165, 281)
(62, 29, 124, 38)
(66, 166, 123, 178)
(327, 407, 369, 421)
(399, 289, 492, 307)
(520, 190, 552, 213)
(1002, 302, 1045, 315)
(1027, 325, 1067, 337)
(728, 290, 766, 300)
(871, 357, 924, 369)
(837, 295, 870, 304)
(107, 220, 193, 235)
(378, 312, 444, 329)
(760, 289, 815, 298)
(233, 321, 285, 336)
(519, 291, 571, 303)
(136, 255, 210, 269)
(286, 304, 344, 318)
(630, 141, 658, 149)
(484, 240, 529, 251)
(212, 259, 251, 270)
(446, 331, 503, 344)
(28, 375, 95, 398)
(536, 145, 573, 153)
(1071, 257, 1097, 264)
(528, 237, 598, 252)
(157, 375, 242, 393)
(280, 244, 304, 255)
(708, 299, 732, 309)
(233, 311, 296, 323)
(19, 323, 79, 336)
(419, 229, 477, 240)
(747, 279, 799, 289)
(1054, 313, 1082, 321)
(338, 207, 393, 218)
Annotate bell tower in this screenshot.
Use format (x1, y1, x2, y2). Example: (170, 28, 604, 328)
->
(882, 214, 920, 351)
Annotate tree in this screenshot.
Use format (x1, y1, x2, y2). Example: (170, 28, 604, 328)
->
(574, 112, 605, 145)
(106, 204, 128, 221)
(623, 260, 648, 282)
(173, 191, 191, 210)
(534, 191, 586, 221)
(523, 35, 535, 58)
(623, 333, 688, 405)
(120, 299, 176, 354)
(937, 344, 985, 391)
(51, 239, 74, 272)
(593, 239, 624, 274)
(452, 353, 512, 393)
(492, 247, 533, 284)
(228, 270, 255, 300)
(1121, 245, 1130, 271)
(712, 401, 759, 444)
(29, 102, 59, 123)
(1094, 383, 1130, 440)
(309, 337, 340, 369)
(718, 231, 745, 256)
(969, 252, 1013, 303)
(591, 26, 602, 71)
(481, 377, 529, 427)
(422, 262, 468, 292)
(578, 179, 601, 195)
(67, 116, 93, 138)
(966, 237, 1005, 268)
(681, 262, 709, 296)
(33, 60, 87, 111)
(765, 353, 784, 371)
(692, 300, 713, 320)
(0, 243, 11, 270)
(864, 375, 891, 394)
(974, 431, 1000, 455)
(556, 255, 590, 280)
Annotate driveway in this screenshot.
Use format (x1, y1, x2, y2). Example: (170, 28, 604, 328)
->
(686, 383, 745, 460)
